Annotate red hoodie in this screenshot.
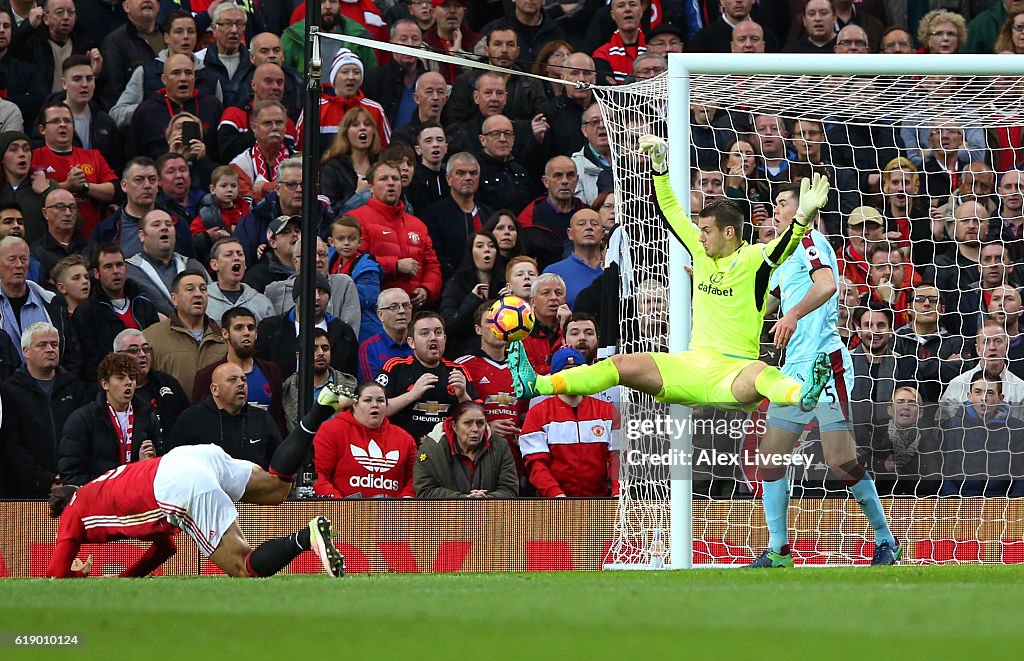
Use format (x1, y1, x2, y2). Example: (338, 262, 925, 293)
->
(352, 197, 443, 301)
(313, 410, 417, 498)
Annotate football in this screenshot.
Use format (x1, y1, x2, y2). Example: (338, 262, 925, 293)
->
(487, 295, 536, 343)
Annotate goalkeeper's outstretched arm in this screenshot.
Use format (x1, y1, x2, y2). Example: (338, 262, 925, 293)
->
(640, 134, 702, 255)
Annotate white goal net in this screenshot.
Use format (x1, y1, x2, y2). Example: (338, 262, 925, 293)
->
(596, 57, 1024, 567)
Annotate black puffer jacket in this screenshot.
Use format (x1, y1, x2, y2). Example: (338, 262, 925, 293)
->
(57, 394, 160, 487)
(165, 396, 281, 469)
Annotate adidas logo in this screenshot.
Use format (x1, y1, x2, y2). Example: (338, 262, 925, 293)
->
(351, 440, 399, 473)
(349, 474, 399, 490)
(45, 166, 56, 173)
(479, 376, 490, 384)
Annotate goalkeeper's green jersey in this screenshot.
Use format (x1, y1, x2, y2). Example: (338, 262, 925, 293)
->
(653, 174, 807, 359)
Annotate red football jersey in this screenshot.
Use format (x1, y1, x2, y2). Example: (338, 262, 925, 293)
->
(47, 460, 176, 578)
(32, 146, 117, 237)
(455, 352, 528, 476)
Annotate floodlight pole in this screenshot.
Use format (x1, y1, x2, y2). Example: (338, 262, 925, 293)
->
(296, 9, 322, 423)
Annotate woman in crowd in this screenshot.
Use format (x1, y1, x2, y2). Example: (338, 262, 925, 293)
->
(592, 190, 616, 233)
(414, 401, 519, 499)
(313, 382, 417, 499)
(441, 231, 502, 356)
(995, 10, 1024, 53)
(531, 40, 574, 100)
(917, 9, 967, 54)
(164, 112, 215, 190)
(320, 107, 382, 212)
(482, 210, 525, 261)
(723, 137, 770, 208)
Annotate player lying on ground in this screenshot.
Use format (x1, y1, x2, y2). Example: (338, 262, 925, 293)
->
(510, 134, 833, 414)
(46, 385, 353, 578)
(747, 185, 900, 568)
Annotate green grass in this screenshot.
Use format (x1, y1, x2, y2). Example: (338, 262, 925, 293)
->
(2, 567, 1022, 659)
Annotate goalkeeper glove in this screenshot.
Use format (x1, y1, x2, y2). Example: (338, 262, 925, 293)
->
(794, 172, 830, 226)
(638, 134, 669, 174)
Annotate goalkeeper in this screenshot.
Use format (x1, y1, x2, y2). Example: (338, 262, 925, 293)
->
(509, 134, 832, 414)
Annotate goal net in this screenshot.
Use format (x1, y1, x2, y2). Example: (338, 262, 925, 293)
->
(596, 55, 1024, 567)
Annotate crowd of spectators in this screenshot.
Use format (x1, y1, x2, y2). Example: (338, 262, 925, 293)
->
(0, 0, 1022, 500)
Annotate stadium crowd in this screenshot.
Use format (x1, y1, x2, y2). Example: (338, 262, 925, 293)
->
(0, 0, 1022, 501)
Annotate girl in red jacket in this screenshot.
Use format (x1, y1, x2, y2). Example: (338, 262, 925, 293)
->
(312, 382, 417, 498)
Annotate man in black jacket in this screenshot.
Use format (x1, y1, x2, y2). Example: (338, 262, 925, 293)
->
(201, 3, 254, 109)
(0, 8, 49, 124)
(57, 352, 160, 486)
(0, 321, 86, 497)
(243, 215, 298, 293)
(73, 243, 161, 380)
(255, 273, 358, 379)
(166, 361, 281, 468)
(98, 0, 159, 110)
(421, 152, 492, 278)
(360, 19, 427, 128)
(8, 0, 98, 101)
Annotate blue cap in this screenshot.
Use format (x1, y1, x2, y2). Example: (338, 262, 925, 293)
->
(550, 347, 586, 374)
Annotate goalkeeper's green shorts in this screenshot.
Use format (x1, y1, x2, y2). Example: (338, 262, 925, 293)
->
(650, 350, 761, 412)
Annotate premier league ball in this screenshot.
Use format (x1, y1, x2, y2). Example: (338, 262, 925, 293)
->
(487, 295, 536, 343)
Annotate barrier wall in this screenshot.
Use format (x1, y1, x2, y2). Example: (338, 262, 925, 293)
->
(2, 499, 1022, 576)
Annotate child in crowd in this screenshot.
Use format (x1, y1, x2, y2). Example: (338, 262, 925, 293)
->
(51, 255, 91, 316)
(191, 166, 253, 264)
(327, 215, 383, 343)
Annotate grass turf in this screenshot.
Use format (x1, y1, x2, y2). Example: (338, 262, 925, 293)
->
(2, 566, 1021, 659)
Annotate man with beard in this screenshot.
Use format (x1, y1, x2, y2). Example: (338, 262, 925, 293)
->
(423, 0, 481, 84)
(255, 272, 358, 379)
(126, 210, 207, 317)
(167, 361, 281, 468)
(377, 311, 474, 443)
(282, 327, 356, 432)
(113, 328, 190, 436)
(73, 243, 160, 381)
(282, 0, 377, 81)
(57, 352, 160, 486)
(446, 22, 543, 124)
(191, 307, 286, 435)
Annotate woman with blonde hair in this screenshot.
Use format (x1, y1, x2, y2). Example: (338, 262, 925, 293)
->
(916, 9, 967, 54)
(320, 107, 382, 209)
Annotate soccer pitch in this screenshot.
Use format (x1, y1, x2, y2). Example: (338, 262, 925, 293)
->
(2, 567, 1022, 659)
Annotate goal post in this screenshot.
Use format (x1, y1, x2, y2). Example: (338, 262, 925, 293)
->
(598, 53, 1024, 569)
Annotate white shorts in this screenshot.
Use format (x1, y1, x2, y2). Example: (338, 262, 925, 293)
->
(152, 445, 257, 557)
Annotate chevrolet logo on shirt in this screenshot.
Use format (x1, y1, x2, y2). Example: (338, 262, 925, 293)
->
(485, 392, 517, 406)
(413, 400, 449, 415)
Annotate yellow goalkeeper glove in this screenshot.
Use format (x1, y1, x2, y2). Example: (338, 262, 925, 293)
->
(795, 172, 830, 226)
(639, 134, 669, 174)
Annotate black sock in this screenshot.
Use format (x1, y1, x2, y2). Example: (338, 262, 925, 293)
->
(269, 403, 336, 480)
(245, 529, 310, 577)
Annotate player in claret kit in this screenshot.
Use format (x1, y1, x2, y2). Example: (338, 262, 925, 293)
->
(46, 384, 354, 579)
(746, 184, 900, 568)
(509, 134, 834, 416)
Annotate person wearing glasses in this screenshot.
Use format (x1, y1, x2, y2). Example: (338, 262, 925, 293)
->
(32, 103, 117, 239)
(916, 8, 967, 54)
(893, 282, 966, 403)
(474, 114, 534, 215)
(0, 321, 86, 497)
(228, 100, 295, 201)
(357, 288, 414, 382)
(7, 0, 99, 97)
(112, 328, 190, 436)
(201, 3, 253, 109)
(219, 65, 298, 164)
(31, 189, 90, 289)
(73, 243, 161, 384)
(571, 103, 612, 206)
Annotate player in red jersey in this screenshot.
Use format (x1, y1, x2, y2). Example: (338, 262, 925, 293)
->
(47, 384, 354, 579)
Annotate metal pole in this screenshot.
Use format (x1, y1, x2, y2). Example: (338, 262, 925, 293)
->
(296, 8, 322, 422)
